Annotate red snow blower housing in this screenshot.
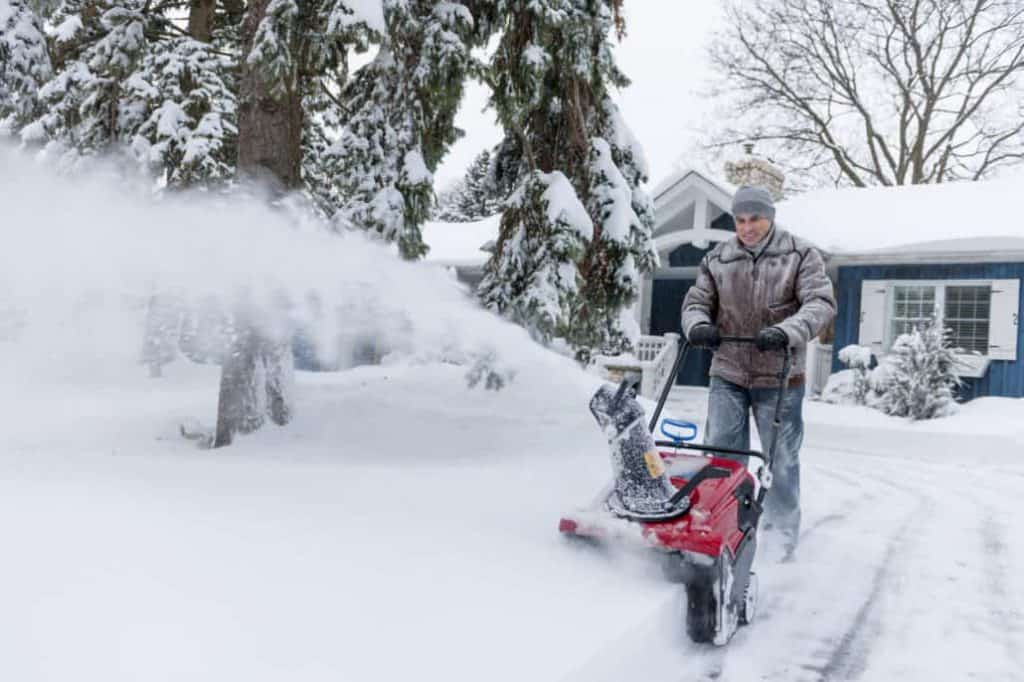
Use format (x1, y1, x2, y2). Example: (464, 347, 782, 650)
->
(559, 337, 792, 646)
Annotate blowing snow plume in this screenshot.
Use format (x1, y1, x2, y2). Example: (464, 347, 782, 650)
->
(0, 147, 562, 443)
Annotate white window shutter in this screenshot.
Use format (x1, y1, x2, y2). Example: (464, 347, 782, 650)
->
(988, 279, 1020, 361)
(859, 280, 887, 355)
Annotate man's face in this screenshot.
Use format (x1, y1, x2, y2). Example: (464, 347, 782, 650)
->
(734, 213, 772, 247)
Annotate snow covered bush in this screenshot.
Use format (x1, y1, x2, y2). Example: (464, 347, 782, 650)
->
(835, 344, 874, 405)
(874, 318, 963, 420)
(821, 369, 858, 406)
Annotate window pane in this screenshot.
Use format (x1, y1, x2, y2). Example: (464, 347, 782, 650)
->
(889, 284, 939, 350)
(944, 285, 991, 354)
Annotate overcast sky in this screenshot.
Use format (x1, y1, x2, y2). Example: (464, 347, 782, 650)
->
(434, 2, 726, 189)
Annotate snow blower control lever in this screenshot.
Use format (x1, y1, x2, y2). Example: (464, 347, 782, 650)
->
(648, 336, 792, 500)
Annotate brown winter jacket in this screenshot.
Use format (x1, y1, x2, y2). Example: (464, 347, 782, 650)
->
(681, 227, 836, 389)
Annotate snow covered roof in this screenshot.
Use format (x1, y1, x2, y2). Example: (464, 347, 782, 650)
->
(423, 172, 1024, 269)
(651, 166, 738, 205)
(422, 214, 501, 268)
(778, 174, 1024, 259)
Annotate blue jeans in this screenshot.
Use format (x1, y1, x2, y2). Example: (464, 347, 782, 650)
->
(705, 376, 805, 547)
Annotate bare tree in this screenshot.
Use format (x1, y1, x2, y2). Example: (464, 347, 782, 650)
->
(708, 0, 1024, 188)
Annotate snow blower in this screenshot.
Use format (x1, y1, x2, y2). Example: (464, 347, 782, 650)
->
(559, 337, 792, 646)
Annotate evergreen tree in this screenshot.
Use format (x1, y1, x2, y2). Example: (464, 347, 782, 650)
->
(479, 169, 592, 342)
(0, 0, 53, 134)
(433, 176, 468, 221)
(22, 1, 149, 166)
(27, 0, 59, 16)
(213, 0, 385, 448)
(479, 0, 656, 358)
(330, 0, 477, 259)
(435, 148, 506, 222)
(126, 37, 238, 189)
(876, 318, 963, 420)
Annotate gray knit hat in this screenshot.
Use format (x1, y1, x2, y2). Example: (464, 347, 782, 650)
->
(731, 185, 775, 221)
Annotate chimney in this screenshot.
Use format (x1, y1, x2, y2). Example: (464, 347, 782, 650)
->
(724, 143, 785, 200)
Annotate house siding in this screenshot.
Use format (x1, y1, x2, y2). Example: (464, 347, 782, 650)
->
(833, 262, 1024, 399)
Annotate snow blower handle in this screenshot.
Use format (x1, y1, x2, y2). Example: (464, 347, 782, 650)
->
(648, 335, 793, 468)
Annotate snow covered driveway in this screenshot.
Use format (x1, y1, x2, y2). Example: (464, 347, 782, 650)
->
(566, 391, 1024, 681)
(2, 367, 1022, 681)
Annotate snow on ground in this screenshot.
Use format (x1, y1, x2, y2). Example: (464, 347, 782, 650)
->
(422, 214, 501, 267)
(3, 150, 1024, 681)
(4, 364, 1024, 681)
(0, 354, 676, 682)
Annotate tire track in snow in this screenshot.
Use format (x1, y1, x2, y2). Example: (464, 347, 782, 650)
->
(805, 500, 932, 682)
(741, 442, 943, 681)
(979, 511, 1024, 669)
(704, 447, 931, 682)
(814, 449, 1024, 681)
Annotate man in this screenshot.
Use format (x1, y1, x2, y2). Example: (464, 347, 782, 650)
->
(681, 185, 836, 558)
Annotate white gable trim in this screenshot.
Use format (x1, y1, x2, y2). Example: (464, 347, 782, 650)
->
(655, 228, 737, 255)
(653, 169, 735, 209)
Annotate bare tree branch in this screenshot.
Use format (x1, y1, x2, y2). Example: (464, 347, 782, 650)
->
(706, 0, 1024, 188)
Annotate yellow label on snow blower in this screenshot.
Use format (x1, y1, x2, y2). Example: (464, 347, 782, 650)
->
(643, 450, 666, 479)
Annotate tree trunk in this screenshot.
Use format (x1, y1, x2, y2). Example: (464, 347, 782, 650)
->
(213, 314, 265, 448)
(188, 0, 217, 43)
(213, 0, 300, 448)
(236, 0, 303, 193)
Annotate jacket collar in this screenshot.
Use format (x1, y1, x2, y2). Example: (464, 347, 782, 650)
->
(719, 226, 788, 263)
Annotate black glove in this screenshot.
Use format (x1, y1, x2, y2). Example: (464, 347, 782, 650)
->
(755, 327, 789, 352)
(688, 324, 721, 349)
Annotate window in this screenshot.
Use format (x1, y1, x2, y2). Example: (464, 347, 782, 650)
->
(886, 283, 992, 354)
(891, 285, 936, 340)
(944, 285, 991, 354)
(860, 278, 1019, 366)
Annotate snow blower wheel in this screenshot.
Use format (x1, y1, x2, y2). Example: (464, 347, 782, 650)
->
(684, 551, 740, 645)
(739, 571, 758, 625)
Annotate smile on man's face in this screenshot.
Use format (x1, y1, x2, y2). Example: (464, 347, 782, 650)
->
(734, 213, 772, 247)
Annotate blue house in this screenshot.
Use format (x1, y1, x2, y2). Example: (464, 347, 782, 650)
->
(425, 161, 1024, 400)
(635, 167, 1024, 399)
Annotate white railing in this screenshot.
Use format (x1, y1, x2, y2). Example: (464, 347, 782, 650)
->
(641, 333, 680, 399)
(594, 333, 681, 399)
(807, 341, 833, 397)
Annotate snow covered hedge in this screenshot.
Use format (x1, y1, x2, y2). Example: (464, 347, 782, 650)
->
(823, 319, 965, 420)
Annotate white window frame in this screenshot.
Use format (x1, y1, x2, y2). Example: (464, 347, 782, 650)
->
(884, 279, 990, 352)
(875, 279, 1004, 378)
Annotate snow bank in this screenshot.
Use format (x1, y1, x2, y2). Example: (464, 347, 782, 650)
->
(806, 395, 1024, 444)
(422, 213, 501, 266)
